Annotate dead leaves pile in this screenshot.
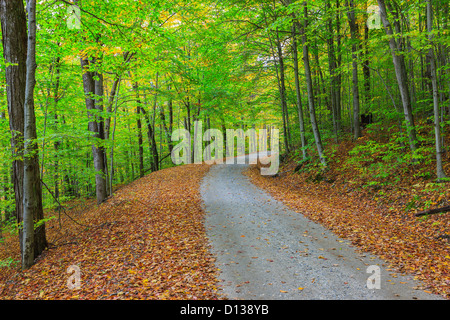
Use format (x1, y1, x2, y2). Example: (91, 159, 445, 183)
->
(247, 154, 450, 299)
(0, 164, 220, 300)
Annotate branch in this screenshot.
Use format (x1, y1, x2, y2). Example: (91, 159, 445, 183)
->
(224, 19, 265, 30)
(58, 0, 130, 29)
(40, 179, 91, 228)
(414, 205, 450, 217)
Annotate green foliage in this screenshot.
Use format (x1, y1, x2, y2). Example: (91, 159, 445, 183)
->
(0, 256, 19, 269)
(345, 129, 434, 187)
(1, 218, 20, 236)
(34, 216, 56, 230)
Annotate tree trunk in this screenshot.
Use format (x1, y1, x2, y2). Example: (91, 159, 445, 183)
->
(325, 0, 339, 141)
(109, 78, 121, 194)
(134, 82, 159, 172)
(301, 2, 326, 166)
(377, 0, 418, 152)
(0, 0, 27, 255)
(362, 2, 371, 107)
(160, 93, 174, 154)
(104, 51, 132, 140)
(80, 57, 107, 204)
(292, 21, 307, 160)
(426, 0, 447, 180)
(93, 61, 110, 195)
(134, 82, 144, 178)
(275, 30, 291, 153)
(141, 106, 159, 172)
(53, 56, 61, 202)
(151, 74, 160, 170)
(335, 0, 343, 133)
(22, 0, 47, 269)
(346, 0, 361, 139)
(104, 78, 120, 140)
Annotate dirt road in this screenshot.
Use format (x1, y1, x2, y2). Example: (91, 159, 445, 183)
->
(201, 154, 442, 300)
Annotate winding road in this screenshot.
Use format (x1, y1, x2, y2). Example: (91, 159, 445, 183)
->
(201, 154, 442, 300)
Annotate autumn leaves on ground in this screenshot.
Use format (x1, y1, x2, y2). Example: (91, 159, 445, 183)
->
(0, 164, 219, 299)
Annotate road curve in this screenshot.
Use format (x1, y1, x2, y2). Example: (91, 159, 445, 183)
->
(201, 154, 442, 300)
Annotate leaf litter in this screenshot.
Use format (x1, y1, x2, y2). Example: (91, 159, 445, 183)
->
(0, 164, 221, 300)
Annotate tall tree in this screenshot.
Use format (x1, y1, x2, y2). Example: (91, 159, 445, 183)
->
(362, 1, 371, 107)
(291, 20, 307, 160)
(80, 57, 108, 204)
(1, 0, 47, 269)
(346, 0, 361, 139)
(0, 0, 27, 253)
(22, 0, 47, 269)
(426, 0, 447, 180)
(377, 0, 418, 152)
(133, 81, 144, 178)
(325, 0, 339, 140)
(274, 30, 291, 153)
(300, 1, 326, 166)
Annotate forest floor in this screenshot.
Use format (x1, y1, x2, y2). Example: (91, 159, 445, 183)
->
(0, 164, 220, 299)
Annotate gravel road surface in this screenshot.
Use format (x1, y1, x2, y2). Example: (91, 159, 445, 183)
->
(201, 154, 443, 300)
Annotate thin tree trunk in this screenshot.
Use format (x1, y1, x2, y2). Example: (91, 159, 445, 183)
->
(346, 0, 361, 139)
(292, 20, 307, 160)
(134, 82, 159, 172)
(93, 60, 110, 195)
(275, 30, 291, 153)
(104, 51, 132, 139)
(104, 77, 120, 140)
(362, 2, 371, 107)
(141, 106, 159, 172)
(427, 0, 447, 180)
(151, 74, 160, 170)
(335, 0, 343, 133)
(325, 0, 339, 141)
(377, 0, 418, 152)
(135, 82, 144, 178)
(301, 1, 326, 166)
(160, 96, 174, 154)
(109, 78, 121, 193)
(53, 56, 61, 202)
(313, 40, 330, 117)
(405, 14, 417, 109)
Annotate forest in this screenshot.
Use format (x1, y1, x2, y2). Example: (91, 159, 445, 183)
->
(0, 0, 449, 300)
